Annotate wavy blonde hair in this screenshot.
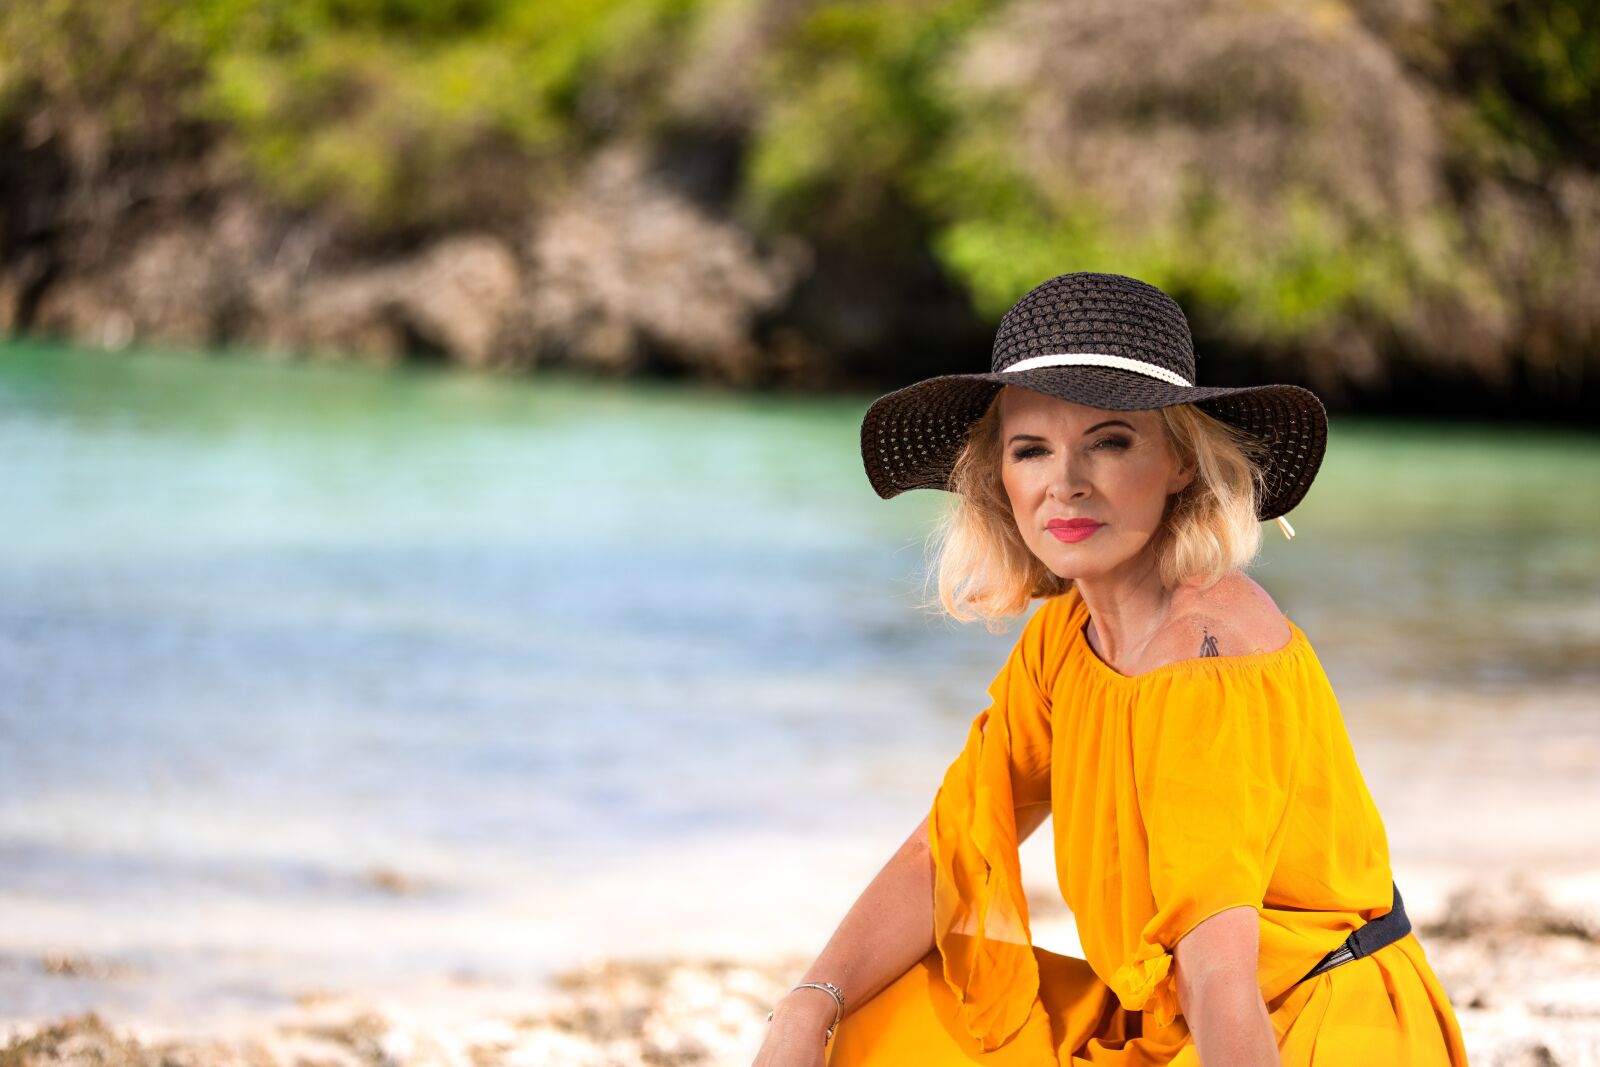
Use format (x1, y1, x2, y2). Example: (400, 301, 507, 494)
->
(920, 391, 1275, 631)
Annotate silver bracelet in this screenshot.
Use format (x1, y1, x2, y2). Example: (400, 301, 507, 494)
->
(765, 980, 845, 1040)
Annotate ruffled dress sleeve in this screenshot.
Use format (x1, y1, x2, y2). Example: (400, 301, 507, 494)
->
(926, 596, 1061, 1051)
(1113, 665, 1304, 1030)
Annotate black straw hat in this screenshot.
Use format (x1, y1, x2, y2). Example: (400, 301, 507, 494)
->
(860, 272, 1327, 525)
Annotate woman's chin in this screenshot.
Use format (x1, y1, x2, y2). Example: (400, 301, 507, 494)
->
(1040, 544, 1136, 582)
(1042, 554, 1096, 581)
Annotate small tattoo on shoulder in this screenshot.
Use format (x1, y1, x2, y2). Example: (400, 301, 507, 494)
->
(1198, 627, 1220, 657)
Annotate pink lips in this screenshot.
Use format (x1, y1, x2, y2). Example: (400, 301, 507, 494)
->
(1046, 519, 1104, 543)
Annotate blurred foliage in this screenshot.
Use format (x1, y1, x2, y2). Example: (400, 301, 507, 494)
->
(0, 0, 702, 230)
(195, 0, 703, 229)
(1, 0, 1596, 363)
(740, 0, 1438, 343)
(743, 0, 998, 244)
(1431, 0, 1599, 172)
(0, 1, 199, 141)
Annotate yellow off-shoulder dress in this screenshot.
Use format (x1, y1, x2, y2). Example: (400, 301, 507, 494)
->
(826, 585, 1469, 1066)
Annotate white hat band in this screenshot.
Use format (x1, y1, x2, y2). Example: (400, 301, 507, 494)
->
(1001, 352, 1194, 388)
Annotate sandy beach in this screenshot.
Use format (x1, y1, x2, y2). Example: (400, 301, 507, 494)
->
(4, 866, 1600, 1066)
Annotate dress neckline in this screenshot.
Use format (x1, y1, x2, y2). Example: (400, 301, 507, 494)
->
(1065, 586, 1309, 684)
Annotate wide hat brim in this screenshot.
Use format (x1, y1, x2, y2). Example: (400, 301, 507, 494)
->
(859, 364, 1328, 522)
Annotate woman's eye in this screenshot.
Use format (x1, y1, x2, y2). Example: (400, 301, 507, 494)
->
(1013, 438, 1128, 460)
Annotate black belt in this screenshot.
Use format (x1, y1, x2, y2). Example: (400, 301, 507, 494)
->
(1297, 881, 1410, 982)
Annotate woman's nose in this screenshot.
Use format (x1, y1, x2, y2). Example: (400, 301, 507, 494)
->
(1047, 458, 1090, 500)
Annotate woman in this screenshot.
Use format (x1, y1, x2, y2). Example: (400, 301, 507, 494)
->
(752, 273, 1469, 1066)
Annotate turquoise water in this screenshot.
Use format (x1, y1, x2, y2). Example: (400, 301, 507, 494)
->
(1, 339, 1597, 1031)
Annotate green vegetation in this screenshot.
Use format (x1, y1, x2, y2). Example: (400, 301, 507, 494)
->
(1433, 0, 1599, 171)
(1, 0, 1595, 378)
(0, 0, 701, 230)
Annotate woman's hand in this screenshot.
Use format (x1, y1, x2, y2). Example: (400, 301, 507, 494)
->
(750, 991, 837, 1067)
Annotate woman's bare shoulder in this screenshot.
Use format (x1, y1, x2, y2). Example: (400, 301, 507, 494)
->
(1146, 574, 1292, 666)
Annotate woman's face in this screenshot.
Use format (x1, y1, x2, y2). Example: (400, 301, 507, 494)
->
(997, 386, 1194, 581)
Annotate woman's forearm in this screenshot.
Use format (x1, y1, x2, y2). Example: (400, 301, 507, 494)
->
(1173, 903, 1280, 1065)
(769, 816, 939, 1040)
(1185, 977, 1281, 1066)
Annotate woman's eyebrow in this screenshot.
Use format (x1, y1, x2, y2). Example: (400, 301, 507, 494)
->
(1083, 420, 1137, 434)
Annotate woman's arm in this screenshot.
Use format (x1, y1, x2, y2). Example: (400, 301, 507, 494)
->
(764, 805, 1052, 1050)
(765, 814, 939, 1046)
(1173, 905, 1281, 1066)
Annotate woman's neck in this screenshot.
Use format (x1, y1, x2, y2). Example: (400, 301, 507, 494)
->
(1072, 559, 1178, 669)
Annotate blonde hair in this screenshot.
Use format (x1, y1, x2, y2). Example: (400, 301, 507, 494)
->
(920, 393, 1274, 631)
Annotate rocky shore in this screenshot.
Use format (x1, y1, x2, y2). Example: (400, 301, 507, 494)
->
(3, 0, 1596, 415)
(4, 140, 828, 389)
(4, 872, 1597, 1067)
